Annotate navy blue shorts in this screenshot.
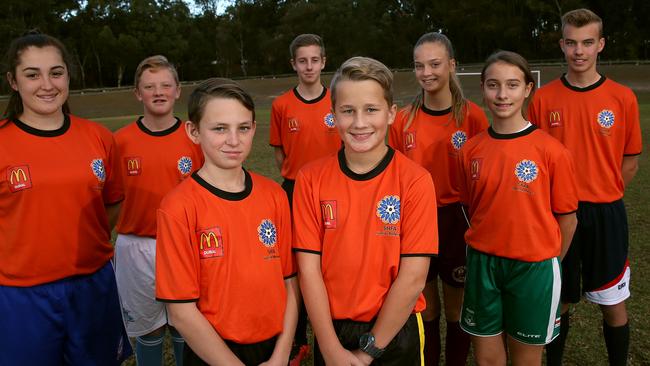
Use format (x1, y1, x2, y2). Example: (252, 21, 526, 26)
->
(427, 203, 469, 287)
(0, 261, 132, 366)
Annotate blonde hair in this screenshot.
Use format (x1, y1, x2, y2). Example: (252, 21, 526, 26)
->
(134, 55, 179, 88)
(562, 8, 603, 37)
(405, 32, 466, 131)
(330, 56, 393, 107)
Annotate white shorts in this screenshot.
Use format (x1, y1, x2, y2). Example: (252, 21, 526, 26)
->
(584, 265, 631, 306)
(114, 234, 169, 337)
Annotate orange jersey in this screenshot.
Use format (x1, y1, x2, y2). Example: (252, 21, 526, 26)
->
(0, 115, 122, 286)
(389, 101, 489, 206)
(458, 126, 578, 261)
(293, 148, 438, 321)
(156, 170, 294, 343)
(528, 76, 642, 202)
(114, 118, 203, 237)
(269, 87, 341, 179)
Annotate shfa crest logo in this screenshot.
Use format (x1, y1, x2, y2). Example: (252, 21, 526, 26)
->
(91, 159, 106, 182)
(451, 130, 468, 150)
(197, 227, 223, 259)
(258, 219, 277, 247)
(324, 113, 335, 128)
(597, 109, 615, 129)
(515, 159, 538, 183)
(376, 195, 401, 224)
(177, 156, 192, 176)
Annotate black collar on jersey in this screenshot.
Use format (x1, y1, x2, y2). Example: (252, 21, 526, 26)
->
(421, 104, 452, 116)
(488, 124, 537, 140)
(136, 116, 182, 136)
(560, 73, 606, 92)
(11, 114, 71, 137)
(293, 85, 328, 104)
(192, 169, 253, 201)
(338, 146, 395, 181)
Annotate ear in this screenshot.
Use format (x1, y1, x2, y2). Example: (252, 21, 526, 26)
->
(559, 38, 565, 53)
(290, 58, 297, 71)
(134, 87, 143, 102)
(597, 37, 605, 53)
(174, 84, 181, 100)
(449, 58, 457, 73)
(387, 104, 398, 126)
(7, 72, 17, 91)
(185, 120, 200, 144)
(320, 56, 326, 70)
(524, 82, 534, 98)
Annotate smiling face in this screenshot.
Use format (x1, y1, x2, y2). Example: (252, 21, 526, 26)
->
(414, 41, 455, 95)
(291, 45, 325, 86)
(8, 46, 69, 122)
(333, 79, 396, 160)
(186, 97, 256, 172)
(560, 22, 604, 78)
(482, 61, 533, 123)
(135, 68, 180, 117)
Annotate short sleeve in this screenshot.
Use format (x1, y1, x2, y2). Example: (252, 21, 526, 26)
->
(155, 206, 200, 302)
(269, 100, 283, 147)
(527, 94, 542, 127)
(400, 173, 438, 256)
(276, 189, 296, 278)
(623, 91, 642, 156)
(292, 170, 323, 254)
(388, 110, 407, 152)
(101, 128, 124, 205)
(549, 147, 579, 215)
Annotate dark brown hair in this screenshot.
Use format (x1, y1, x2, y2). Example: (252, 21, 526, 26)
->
(188, 78, 255, 127)
(481, 50, 536, 118)
(289, 34, 325, 59)
(562, 8, 603, 38)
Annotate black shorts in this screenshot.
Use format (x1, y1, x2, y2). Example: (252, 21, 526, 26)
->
(281, 178, 295, 208)
(427, 203, 469, 287)
(183, 335, 277, 365)
(314, 314, 423, 366)
(561, 199, 629, 304)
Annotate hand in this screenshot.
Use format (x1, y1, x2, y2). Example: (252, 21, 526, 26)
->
(351, 349, 374, 366)
(257, 358, 285, 366)
(323, 347, 366, 366)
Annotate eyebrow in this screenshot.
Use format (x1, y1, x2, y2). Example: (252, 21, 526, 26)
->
(21, 65, 65, 72)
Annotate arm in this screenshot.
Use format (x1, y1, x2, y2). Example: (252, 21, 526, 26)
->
(260, 277, 300, 366)
(105, 202, 121, 230)
(167, 302, 244, 366)
(352, 256, 430, 365)
(274, 146, 285, 172)
(622, 155, 639, 187)
(297, 252, 363, 366)
(555, 213, 577, 260)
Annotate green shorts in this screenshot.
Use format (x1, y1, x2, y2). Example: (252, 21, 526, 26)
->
(460, 247, 562, 345)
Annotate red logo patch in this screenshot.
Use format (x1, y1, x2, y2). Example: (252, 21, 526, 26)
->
(404, 131, 416, 151)
(470, 158, 482, 181)
(548, 110, 562, 127)
(7, 165, 32, 192)
(288, 118, 300, 132)
(125, 157, 142, 176)
(320, 200, 337, 229)
(197, 227, 224, 259)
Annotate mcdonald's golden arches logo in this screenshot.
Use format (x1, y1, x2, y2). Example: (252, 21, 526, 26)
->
(288, 118, 300, 132)
(197, 227, 224, 259)
(404, 131, 416, 151)
(320, 200, 337, 229)
(548, 109, 562, 127)
(7, 165, 32, 193)
(125, 157, 142, 176)
(470, 158, 483, 181)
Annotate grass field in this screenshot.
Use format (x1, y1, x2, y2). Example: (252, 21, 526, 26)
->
(33, 64, 648, 365)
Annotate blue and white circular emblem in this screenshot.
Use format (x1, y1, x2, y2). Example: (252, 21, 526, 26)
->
(177, 156, 192, 175)
(515, 159, 538, 183)
(258, 219, 277, 247)
(376, 195, 401, 224)
(324, 113, 335, 128)
(90, 159, 106, 182)
(451, 130, 468, 150)
(597, 109, 615, 129)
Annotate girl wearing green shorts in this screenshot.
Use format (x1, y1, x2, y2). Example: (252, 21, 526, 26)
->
(457, 51, 578, 366)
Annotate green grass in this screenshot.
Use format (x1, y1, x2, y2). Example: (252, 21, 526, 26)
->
(108, 91, 649, 366)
